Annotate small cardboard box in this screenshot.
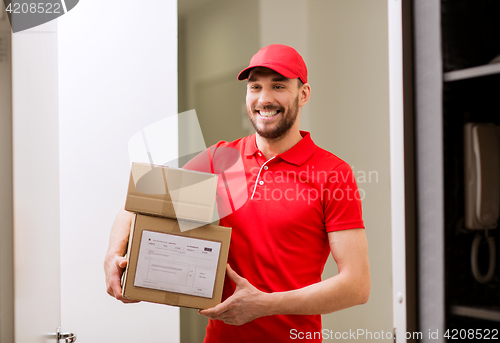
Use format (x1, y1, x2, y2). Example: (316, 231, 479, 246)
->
(125, 162, 218, 225)
(122, 214, 231, 309)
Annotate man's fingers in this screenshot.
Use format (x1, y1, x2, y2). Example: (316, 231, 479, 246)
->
(105, 255, 139, 303)
(226, 264, 244, 285)
(198, 306, 222, 317)
(199, 302, 229, 318)
(110, 279, 123, 299)
(199, 265, 249, 319)
(107, 273, 123, 298)
(118, 294, 140, 304)
(109, 279, 139, 303)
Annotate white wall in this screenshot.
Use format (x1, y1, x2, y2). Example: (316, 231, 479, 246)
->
(57, 0, 179, 341)
(259, 0, 311, 131)
(308, 0, 392, 339)
(180, 0, 260, 149)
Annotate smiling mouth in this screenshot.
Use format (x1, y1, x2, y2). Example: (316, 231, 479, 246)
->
(257, 110, 280, 118)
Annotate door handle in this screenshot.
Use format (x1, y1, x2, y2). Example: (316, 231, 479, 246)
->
(56, 327, 77, 343)
(60, 332, 77, 343)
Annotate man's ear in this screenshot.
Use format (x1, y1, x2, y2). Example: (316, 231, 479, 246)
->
(298, 83, 311, 107)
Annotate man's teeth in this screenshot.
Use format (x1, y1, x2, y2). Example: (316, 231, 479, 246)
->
(259, 110, 278, 117)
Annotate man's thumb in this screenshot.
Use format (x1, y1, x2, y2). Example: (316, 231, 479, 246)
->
(118, 257, 127, 269)
(226, 264, 244, 284)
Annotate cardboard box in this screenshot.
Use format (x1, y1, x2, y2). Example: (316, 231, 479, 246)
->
(122, 214, 231, 309)
(125, 162, 218, 225)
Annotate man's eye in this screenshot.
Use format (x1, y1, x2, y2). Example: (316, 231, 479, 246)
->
(274, 85, 284, 89)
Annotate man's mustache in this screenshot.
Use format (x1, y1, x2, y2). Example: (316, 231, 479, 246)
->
(253, 105, 284, 111)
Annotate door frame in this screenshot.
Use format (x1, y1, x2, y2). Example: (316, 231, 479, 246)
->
(0, 11, 14, 342)
(388, 0, 418, 342)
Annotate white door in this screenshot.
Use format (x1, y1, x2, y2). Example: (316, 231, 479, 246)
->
(12, 1, 180, 342)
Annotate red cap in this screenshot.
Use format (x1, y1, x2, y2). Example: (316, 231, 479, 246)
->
(237, 44, 307, 84)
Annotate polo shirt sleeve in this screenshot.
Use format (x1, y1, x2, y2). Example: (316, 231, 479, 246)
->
(181, 141, 227, 173)
(323, 161, 365, 232)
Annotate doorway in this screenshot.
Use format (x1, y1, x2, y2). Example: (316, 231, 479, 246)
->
(178, 0, 394, 341)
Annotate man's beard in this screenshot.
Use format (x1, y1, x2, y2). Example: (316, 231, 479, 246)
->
(248, 96, 299, 141)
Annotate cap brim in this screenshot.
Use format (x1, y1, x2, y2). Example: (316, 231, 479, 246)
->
(237, 64, 300, 81)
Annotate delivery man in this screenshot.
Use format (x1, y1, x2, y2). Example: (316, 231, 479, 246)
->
(105, 44, 370, 343)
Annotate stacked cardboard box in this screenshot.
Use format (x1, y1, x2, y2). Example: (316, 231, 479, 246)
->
(122, 162, 231, 309)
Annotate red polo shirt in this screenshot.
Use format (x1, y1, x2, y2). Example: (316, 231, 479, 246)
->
(184, 131, 364, 343)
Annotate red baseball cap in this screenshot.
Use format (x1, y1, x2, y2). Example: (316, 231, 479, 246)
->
(237, 44, 308, 84)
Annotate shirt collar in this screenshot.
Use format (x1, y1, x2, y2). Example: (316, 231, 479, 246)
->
(244, 134, 259, 157)
(279, 131, 317, 166)
(244, 131, 317, 166)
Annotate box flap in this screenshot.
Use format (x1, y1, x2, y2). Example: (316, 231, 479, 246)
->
(125, 162, 218, 225)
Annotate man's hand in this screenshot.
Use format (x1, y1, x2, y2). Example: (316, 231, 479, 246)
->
(104, 209, 139, 303)
(104, 253, 139, 303)
(198, 264, 270, 325)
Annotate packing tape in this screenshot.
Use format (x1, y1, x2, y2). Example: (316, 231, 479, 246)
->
(164, 168, 209, 232)
(162, 221, 190, 305)
(163, 291, 181, 305)
(174, 220, 193, 236)
(161, 166, 171, 218)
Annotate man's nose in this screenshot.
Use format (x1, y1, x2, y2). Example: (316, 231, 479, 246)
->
(258, 88, 274, 105)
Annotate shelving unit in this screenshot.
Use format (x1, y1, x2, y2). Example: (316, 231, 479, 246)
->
(413, 0, 500, 340)
(451, 306, 500, 323)
(444, 63, 500, 82)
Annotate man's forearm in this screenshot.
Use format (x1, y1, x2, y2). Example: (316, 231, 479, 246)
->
(106, 209, 133, 256)
(267, 229, 370, 316)
(266, 270, 370, 316)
